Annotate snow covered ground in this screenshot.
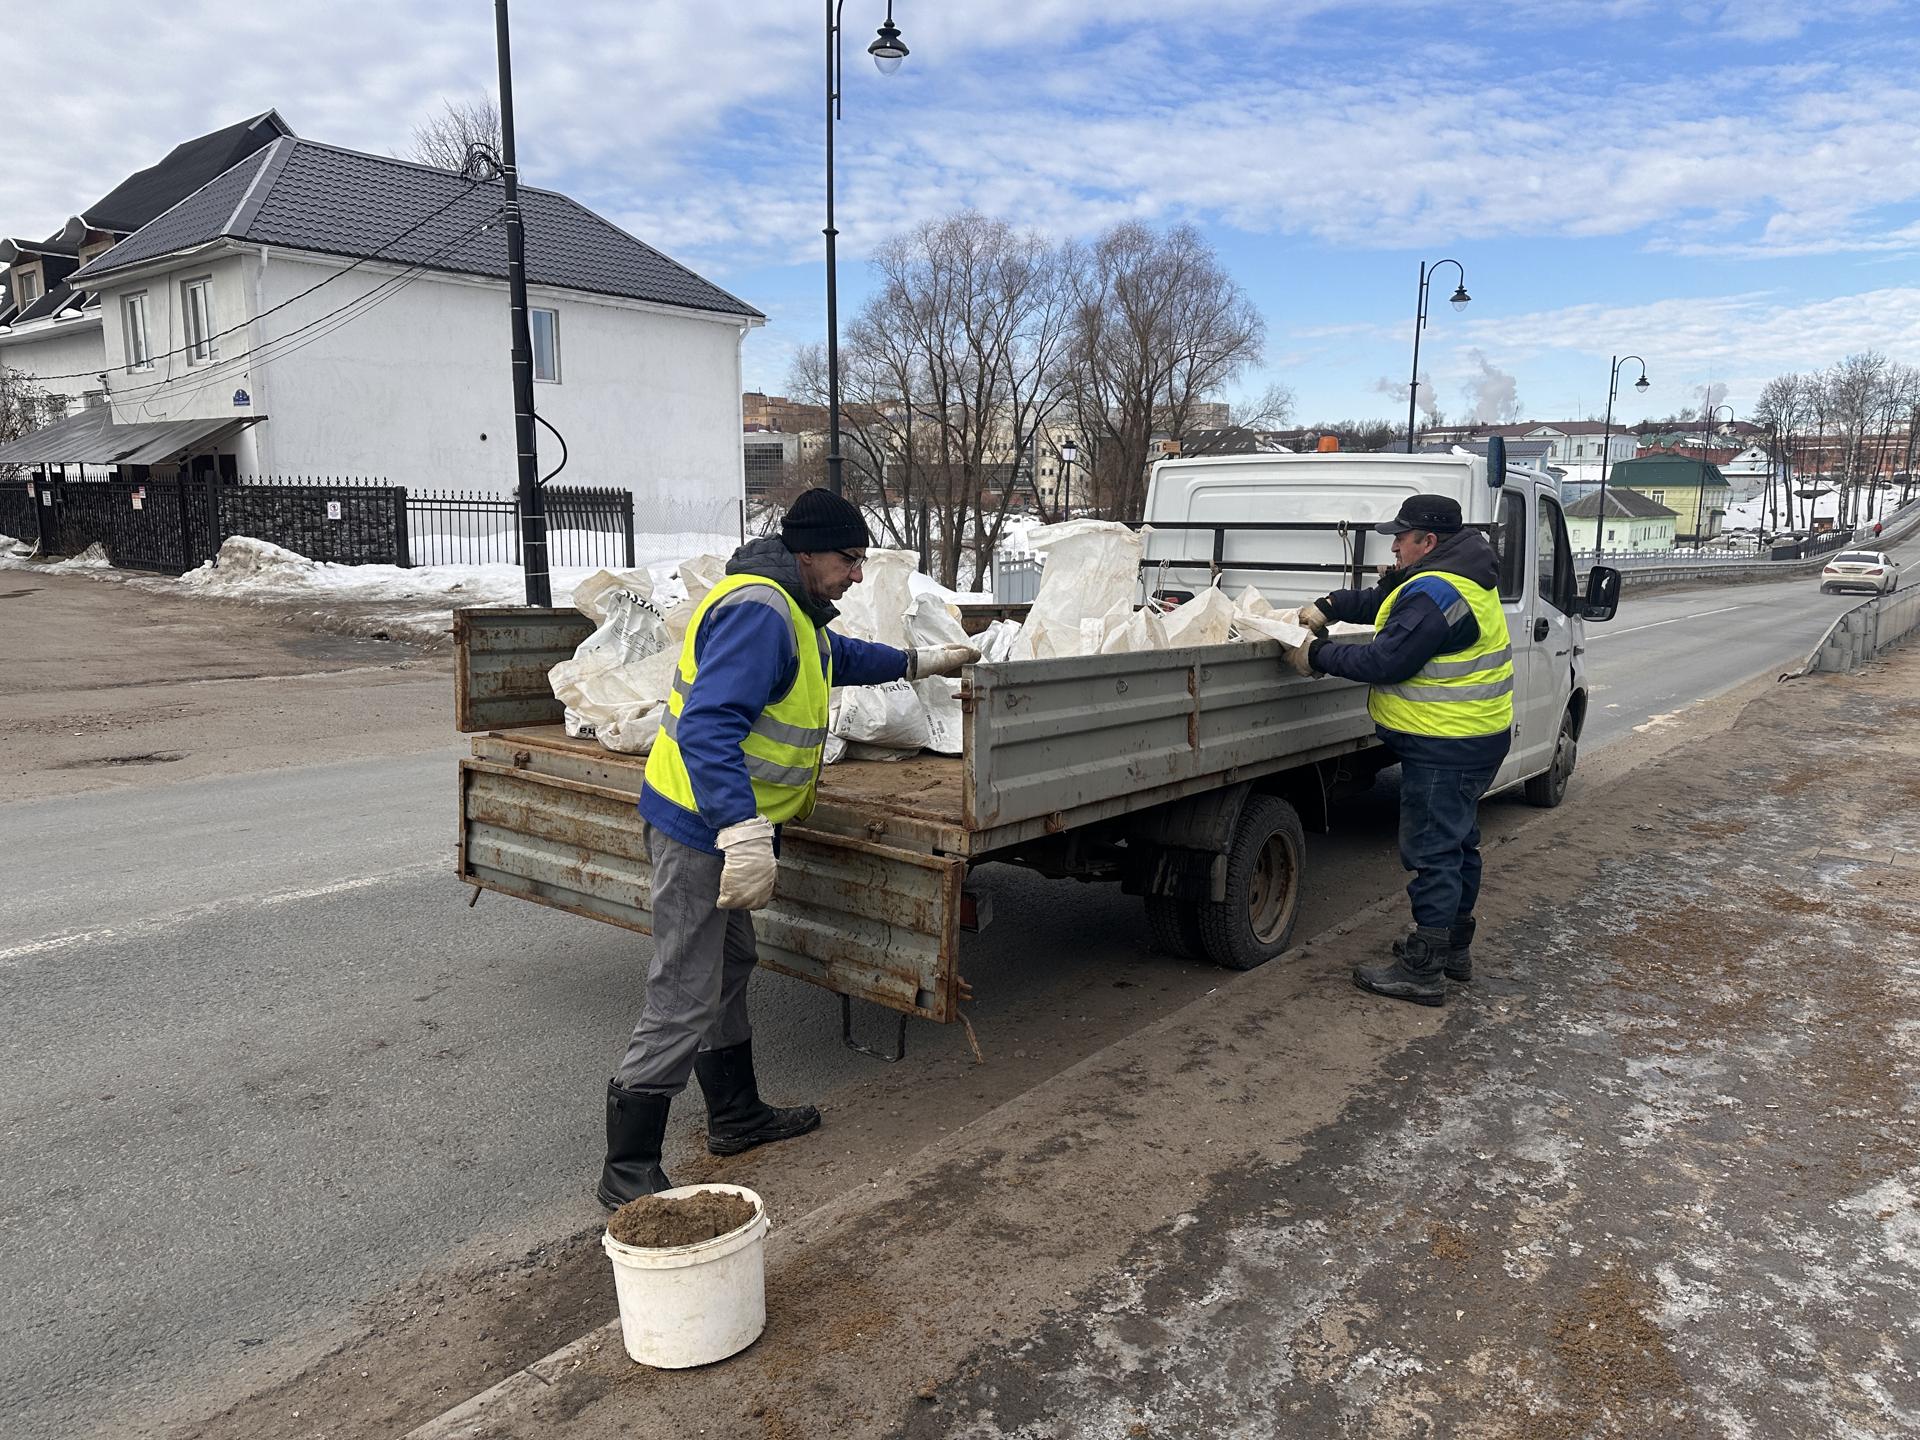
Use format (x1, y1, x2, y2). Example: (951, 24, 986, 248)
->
(0, 529, 747, 647)
(0, 526, 978, 648)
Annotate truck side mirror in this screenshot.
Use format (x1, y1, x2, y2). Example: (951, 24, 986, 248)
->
(1582, 566, 1620, 622)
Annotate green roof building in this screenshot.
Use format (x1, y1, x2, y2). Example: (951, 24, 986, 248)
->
(1604, 454, 1732, 543)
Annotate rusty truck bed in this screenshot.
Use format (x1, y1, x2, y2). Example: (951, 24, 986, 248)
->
(472, 724, 969, 854)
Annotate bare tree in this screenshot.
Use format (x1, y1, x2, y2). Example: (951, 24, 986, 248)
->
(0, 366, 54, 482)
(1236, 382, 1297, 432)
(1751, 372, 1809, 534)
(790, 211, 1077, 587)
(1059, 223, 1265, 521)
(409, 97, 503, 172)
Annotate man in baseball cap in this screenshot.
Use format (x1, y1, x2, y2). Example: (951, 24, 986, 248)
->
(1280, 493, 1513, 1007)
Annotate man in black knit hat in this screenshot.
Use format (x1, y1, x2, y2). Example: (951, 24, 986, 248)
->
(597, 489, 979, 1208)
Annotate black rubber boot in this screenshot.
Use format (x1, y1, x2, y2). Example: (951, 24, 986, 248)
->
(1393, 915, 1477, 982)
(596, 1079, 672, 1211)
(1355, 926, 1449, 1007)
(694, 1039, 821, 1157)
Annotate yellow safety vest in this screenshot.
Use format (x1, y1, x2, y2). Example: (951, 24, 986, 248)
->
(1365, 569, 1514, 739)
(643, 574, 834, 826)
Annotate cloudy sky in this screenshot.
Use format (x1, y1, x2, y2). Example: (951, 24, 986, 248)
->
(8, 1, 1919, 429)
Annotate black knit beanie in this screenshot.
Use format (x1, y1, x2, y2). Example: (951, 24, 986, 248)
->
(781, 488, 871, 554)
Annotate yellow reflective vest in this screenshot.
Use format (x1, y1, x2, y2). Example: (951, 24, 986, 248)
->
(1365, 570, 1514, 739)
(643, 574, 833, 826)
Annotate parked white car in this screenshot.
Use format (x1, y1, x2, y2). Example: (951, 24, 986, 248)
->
(1820, 551, 1900, 595)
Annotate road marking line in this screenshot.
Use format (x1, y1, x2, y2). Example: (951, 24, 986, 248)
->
(0, 862, 442, 966)
(1594, 604, 1746, 639)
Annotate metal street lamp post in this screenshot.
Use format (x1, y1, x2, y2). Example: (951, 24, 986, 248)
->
(1695, 402, 1733, 549)
(1059, 436, 1080, 519)
(1592, 354, 1650, 559)
(1405, 258, 1470, 453)
(824, 1, 909, 496)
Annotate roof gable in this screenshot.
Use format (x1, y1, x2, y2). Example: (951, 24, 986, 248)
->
(81, 110, 292, 234)
(1565, 488, 1677, 519)
(70, 137, 762, 321)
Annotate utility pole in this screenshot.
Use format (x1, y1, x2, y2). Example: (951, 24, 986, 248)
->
(495, 0, 549, 605)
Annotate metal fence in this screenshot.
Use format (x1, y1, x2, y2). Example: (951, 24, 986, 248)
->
(0, 480, 40, 544)
(404, 485, 635, 570)
(17, 473, 636, 575)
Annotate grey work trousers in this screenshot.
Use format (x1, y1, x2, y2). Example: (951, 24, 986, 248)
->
(616, 823, 758, 1094)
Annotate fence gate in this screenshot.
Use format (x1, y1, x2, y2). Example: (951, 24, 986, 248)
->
(41, 478, 207, 574)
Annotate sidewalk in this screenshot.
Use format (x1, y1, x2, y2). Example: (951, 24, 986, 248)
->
(413, 648, 1920, 1439)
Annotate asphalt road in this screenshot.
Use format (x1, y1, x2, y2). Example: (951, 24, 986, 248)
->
(0, 550, 1909, 1439)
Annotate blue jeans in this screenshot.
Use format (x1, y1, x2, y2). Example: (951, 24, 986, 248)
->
(1398, 760, 1501, 929)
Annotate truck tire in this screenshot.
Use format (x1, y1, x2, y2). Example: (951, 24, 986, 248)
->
(1524, 708, 1578, 808)
(1144, 894, 1205, 961)
(1196, 795, 1305, 971)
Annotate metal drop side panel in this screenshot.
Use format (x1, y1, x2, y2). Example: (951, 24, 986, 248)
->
(454, 607, 589, 732)
(459, 760, 966, 1021)
(962, 641, 1374, 847)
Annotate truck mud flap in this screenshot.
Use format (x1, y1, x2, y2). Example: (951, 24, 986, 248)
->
(459, 759, 966, 1022)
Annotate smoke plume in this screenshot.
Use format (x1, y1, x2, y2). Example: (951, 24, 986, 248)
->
(1464, 350, 1521, 424)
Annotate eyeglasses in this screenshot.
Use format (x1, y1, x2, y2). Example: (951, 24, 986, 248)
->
(834, 549, 868, 566)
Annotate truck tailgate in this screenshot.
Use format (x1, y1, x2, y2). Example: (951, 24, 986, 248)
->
(459, 757, 966, 1021)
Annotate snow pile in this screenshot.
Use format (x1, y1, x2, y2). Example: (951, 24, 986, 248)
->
(0, 541, 111, 572)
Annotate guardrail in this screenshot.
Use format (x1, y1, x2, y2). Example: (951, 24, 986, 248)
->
(1794, 586, 1920, 674)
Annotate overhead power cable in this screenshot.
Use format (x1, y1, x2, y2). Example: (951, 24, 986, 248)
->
(25, 177, 495, 382)
(102, 207, 505, 406)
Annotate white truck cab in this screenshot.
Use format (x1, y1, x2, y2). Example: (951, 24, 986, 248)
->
(1140, 444, 1621, 804)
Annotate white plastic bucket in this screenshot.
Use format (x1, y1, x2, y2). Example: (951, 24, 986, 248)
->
(601, 1183, 769, 1368)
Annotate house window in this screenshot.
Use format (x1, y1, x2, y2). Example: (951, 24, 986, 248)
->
(122, 293, 152, 370)
(1650, 490, 1664, 504)
(531, 307, 560, 382)
(14, 268, 41, 305)
(182, 277, 216, 364)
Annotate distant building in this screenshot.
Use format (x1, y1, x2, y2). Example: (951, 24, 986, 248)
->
(1419, 421, 1638, 488)
(1604, 454, 1732, 543)
(1564, 487, 1678, 555)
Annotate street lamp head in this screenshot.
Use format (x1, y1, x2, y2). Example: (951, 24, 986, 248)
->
(1060, 437, 1078, 466)
(1634, 374, 1651, 392)
(869, 17, 909, 74)
(1448, 284, 1470, 311)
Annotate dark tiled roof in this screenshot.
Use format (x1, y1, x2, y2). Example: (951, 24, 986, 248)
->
(81, 110, 293, 234)
(1565, 488, 1677, 519)
(72, 138, 762, 320)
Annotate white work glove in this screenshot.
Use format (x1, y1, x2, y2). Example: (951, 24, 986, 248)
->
(906, 644, 981, 680)
(1297, 601, 1331, 635)
(1279, 638, 1317, 677)
(714, 817, 777, 910)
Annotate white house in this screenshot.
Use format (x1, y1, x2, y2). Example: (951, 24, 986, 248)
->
(1563, 486, 1677, 555)
(0, 113, 763, 538)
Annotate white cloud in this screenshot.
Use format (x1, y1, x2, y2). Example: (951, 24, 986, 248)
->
(1443, 286, 1920, 413)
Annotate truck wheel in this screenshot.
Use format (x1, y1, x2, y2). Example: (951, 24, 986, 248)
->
(1197, 795, 1305, 971)
(1144, 895, 1205, 961)
(1524, 709, 1578, 808)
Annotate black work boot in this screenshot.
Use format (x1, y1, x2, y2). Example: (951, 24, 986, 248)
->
(1392, 915, 1477, 982)
(1443, 915, 1476, 983)
(693, 1039, 821, 1157)
(1355, 926, 1449, 1007)
(597, 1079, 672, 1211)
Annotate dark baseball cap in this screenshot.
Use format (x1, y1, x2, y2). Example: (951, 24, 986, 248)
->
(1375, 493, 1463, 536)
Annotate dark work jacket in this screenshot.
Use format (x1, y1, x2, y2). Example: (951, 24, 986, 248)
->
(1306, 528, 1511, 772)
